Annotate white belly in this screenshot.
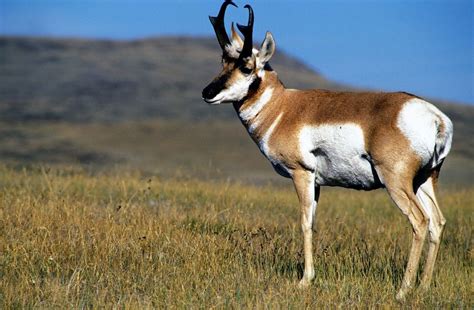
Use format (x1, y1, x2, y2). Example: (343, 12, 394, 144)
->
(299, 124, 382, 189)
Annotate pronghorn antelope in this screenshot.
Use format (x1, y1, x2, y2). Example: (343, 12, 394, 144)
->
(202, 1, 453, 301)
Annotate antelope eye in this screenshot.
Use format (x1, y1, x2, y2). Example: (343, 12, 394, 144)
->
(240, 66, 253, 75)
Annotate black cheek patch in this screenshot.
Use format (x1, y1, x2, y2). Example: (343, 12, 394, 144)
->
(240, 66, 253, 75)
(248, 76, 261, 94)
(209, 73, 231, 98)
(215, 73, 230, 90)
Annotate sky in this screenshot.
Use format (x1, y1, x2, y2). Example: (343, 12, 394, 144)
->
(1, 0, 473, 104)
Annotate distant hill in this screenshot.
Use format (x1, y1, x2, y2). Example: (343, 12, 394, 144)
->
(0, 36, 343, 122)
(0, 36, 471, 124)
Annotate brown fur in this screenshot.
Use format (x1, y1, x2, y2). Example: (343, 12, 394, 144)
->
(236, 70, 420, 174)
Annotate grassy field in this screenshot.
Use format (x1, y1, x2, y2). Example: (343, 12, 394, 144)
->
(0, 165, 472, 308)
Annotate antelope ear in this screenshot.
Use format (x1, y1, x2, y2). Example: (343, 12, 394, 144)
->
(257, 32, 275, 69)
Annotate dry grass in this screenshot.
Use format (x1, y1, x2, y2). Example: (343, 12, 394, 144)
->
(0, 165, 472, 308)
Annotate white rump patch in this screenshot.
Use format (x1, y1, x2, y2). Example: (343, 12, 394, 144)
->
(397, 98, 452, 167)
(299, 123, 380, 189)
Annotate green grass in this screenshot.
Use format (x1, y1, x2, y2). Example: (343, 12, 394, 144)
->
(0, 165, 472, 307)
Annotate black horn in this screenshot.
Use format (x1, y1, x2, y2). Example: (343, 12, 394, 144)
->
(237, 4, 254, 60)
(209, 0, 237, 51)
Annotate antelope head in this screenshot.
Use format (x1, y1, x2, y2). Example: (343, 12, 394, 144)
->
(202, 2, 276, 104)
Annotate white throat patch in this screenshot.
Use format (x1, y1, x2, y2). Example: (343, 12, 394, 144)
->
(239, 87, 274, 122)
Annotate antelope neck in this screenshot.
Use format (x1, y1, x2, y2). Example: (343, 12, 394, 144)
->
(233, 71, 284, 138)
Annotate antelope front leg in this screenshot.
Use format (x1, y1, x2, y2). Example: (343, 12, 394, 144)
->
(293, 169, 318, 288)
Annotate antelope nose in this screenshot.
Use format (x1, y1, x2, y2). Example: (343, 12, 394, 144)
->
(202, 85, 218, 100)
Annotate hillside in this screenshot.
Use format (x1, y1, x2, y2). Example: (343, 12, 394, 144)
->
(0, 36, 341, 122)
(0, 36, 472, 185)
